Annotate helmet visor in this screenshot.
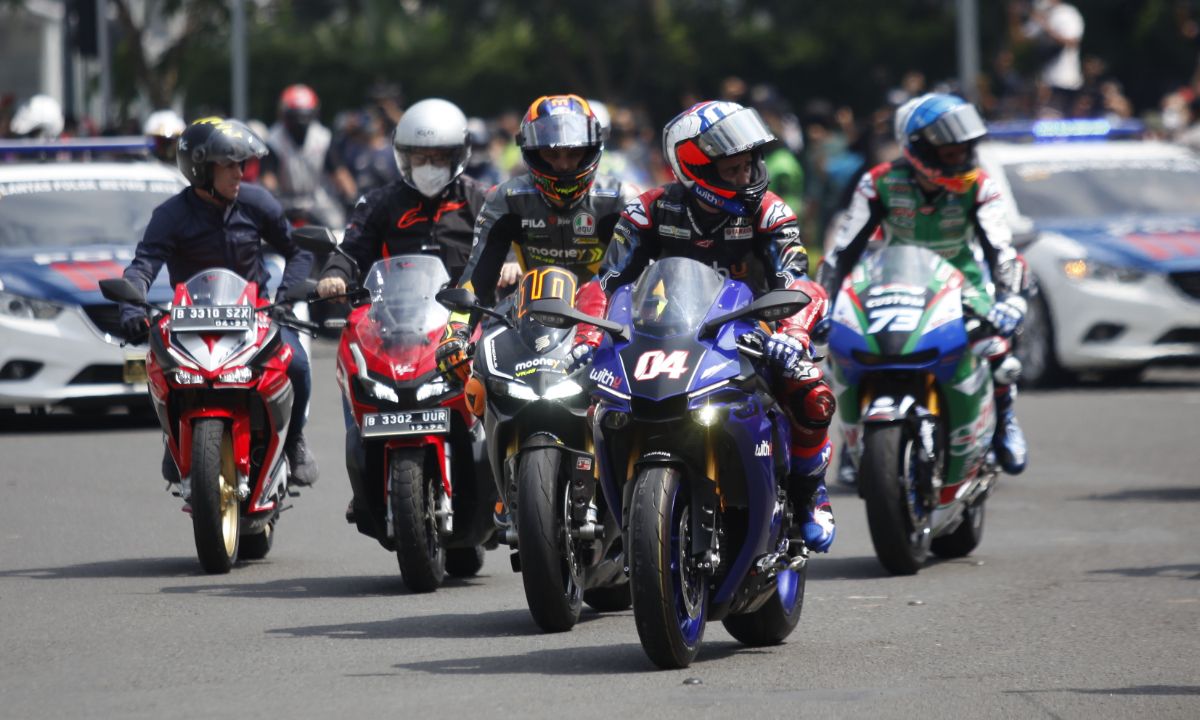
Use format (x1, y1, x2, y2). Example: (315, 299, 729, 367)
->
(520, 113, 601, 149)
(694, 107, 774, 159)
(919, 103, 987, 146)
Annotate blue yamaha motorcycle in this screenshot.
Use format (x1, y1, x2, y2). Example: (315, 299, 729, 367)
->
(528, 257, 812, 669)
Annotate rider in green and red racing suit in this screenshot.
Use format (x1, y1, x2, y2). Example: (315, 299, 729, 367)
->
(820, 93, 1028, 477)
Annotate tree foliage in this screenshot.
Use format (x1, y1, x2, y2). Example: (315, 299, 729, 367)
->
(98, 0, 1199, 126)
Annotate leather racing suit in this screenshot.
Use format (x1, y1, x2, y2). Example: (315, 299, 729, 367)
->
(581, 183, 837, 512)
(821, 159, 1028, 474)
(321, 175, 487, 287)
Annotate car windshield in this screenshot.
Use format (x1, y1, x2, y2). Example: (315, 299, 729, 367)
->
(363, 255, 450, 339)
(630, 257, 725, 337)
(0, 177, 179, 248)
(1005, 156, 1200, 219)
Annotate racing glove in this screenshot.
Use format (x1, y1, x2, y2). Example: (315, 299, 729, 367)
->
(764, 332, 809, 368)
(121, 314, 151, 343)
(986, 295, 1027, 337)
(435, 322, 473, 386)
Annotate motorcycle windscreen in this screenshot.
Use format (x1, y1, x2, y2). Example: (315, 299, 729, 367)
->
(174, 268, 256, 372)
(180, 267, 252, 306)
(628, 257, 725, 338)
(362, 255, 451, 343)
(856, 245, 962, 357)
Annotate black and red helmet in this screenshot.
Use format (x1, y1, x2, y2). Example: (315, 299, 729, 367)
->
(517, 94, 604, 209)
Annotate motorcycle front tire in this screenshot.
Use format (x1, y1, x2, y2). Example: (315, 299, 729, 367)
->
(190, 418, 239, 574)
(517, 447, 583, 632)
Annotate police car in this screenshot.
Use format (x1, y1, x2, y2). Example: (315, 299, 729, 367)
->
(0, 138, 303, 415)
(977, 119, 1200, 385)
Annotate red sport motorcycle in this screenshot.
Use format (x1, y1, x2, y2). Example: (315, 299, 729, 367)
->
(100, 270, 316, 574)
(324, 252, 497, 592)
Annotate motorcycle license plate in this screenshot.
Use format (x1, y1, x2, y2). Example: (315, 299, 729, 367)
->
(361, 408, 450, 438)
(170, 305, 254, 332)
(122, 353, 148, 384)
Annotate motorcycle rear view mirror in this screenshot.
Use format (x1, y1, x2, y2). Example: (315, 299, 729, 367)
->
(291, 226, 338, 254)
(701, 289, 811, 336)
(525, 298, 629, 342)
(435, 287, 479, 313)
(98, 277, 146, 306)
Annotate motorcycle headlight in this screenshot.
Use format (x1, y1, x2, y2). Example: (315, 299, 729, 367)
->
(1061, 258, 1144, 283)
(172, 368, 205, 385)
(417, 377, 453, 403)
(691, 404, 722, 427)
(0, 290, 63, 320)
(217, 367, 254, 384)
(503, 381, 540, 402)
(542, 378, 584, 400)
(361, 376, 399, 404)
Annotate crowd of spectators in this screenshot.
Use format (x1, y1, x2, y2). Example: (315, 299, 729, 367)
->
(7, 0, 1200, 258)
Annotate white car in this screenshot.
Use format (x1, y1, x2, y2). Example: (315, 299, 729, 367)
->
(977, 125, 1200, 385)
(0, 141, 303, 415)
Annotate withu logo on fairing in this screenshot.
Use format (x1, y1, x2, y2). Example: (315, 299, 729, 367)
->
(588, 366, 622, 389)
(754, 440, 771, 457)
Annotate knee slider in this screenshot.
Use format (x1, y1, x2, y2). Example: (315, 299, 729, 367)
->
(790, 381, 836, 429)
(992, 355, 1022, 386)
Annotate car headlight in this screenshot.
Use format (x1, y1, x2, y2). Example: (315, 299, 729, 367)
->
(0, 290, 63, 320)
(417, 377, 453, 403)
(1061, 258, 1144, 283)
(172, 369, 205, 385)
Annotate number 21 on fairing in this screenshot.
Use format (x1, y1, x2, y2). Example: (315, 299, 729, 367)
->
(633, 350, 690, 380)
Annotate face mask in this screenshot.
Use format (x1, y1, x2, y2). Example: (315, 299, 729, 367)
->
(411, 164, 452, 197)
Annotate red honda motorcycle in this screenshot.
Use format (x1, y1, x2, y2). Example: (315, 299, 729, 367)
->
(100, 270, 315, 574)
(329, 253, 496, 592)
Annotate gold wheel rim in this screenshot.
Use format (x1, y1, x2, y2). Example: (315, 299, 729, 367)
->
(219, 432, 238, 557)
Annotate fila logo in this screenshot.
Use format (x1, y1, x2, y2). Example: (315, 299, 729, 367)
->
(633, 350, 689, 380)
(754, 440, 771, 457)
(521, 218, 547, 229)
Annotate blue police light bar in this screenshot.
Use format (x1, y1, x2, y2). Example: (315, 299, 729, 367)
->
(0, 136, 153, 156)
(987, 118, 1146, 142)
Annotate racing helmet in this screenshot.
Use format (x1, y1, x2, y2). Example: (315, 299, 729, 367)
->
(176, 117, 268, 191)
(893, 93, 987, 194)
(279, 84, 319, 136)
(663, 100, 774, 216)
(517, 94, 604, 209)
(393, 98, 470, 198)
(144, 109, 186, 162)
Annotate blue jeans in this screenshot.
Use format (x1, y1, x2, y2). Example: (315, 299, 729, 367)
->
(281, 327, 310, 442)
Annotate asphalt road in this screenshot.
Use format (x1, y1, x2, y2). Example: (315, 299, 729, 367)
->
(2, 341, 1197, 720)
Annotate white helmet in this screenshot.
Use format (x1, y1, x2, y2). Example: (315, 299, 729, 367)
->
(393, 98, 470, 198)
(143, 109, 186, 138)
(11, 94, 64, 139)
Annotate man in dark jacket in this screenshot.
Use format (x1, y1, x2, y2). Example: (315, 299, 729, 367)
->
(120, 117, 318, 487)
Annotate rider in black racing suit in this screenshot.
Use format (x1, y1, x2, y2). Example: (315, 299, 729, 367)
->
(436, 94, 635, 380)
(317, 98, 488, 292)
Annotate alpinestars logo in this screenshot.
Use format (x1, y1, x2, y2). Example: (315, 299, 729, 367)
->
(754, 440, 771, 457)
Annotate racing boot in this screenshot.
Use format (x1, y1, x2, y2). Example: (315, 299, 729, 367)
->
(835, 443, 857, 488)
(161, 442, 180, 484)
(992, 385, 1027, 475)
(284, 431, 319, 487)
(788, 442, 836, 553)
